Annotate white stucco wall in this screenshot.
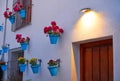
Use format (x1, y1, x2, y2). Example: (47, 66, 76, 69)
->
(0, 0, 120, 81)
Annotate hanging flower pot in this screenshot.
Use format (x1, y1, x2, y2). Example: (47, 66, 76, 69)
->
(1, 64, 7, 71)
(0, 50, 2, 55)
(43, 21, 64, 44)
(49, 34, 59, 44)
(19, 9, 26, 19)
(20, 42, 28, 50)
(19, 64, 26, 72)
(2, 46, 8, 53)
(48, 65, 58, 76)
(9, 15, 15, 24)
(16, 34, 30, 51)
(0, 26, 3, 31)
(18, 57, 26, 72)
(31, 64, 40, 74)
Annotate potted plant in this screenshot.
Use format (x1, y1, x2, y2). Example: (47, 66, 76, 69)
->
(2, 44, 9, 53)
(47, 59, 59, 76)
(3, 8, 15, 24)
(16, 34, 30, 50)
(13, 2, 26, 18)
(29, 58, 40, 74)
(43, 21, 64, 44)
(17, 57, 26, 72)
(0, 62, 7, 71)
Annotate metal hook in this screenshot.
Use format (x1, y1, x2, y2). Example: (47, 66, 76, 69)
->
(38, 59, 42, 65)
(56, 59, 60, 67)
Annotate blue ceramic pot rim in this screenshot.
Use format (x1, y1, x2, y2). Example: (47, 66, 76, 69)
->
(49, 34, 60, 36)
(20, 42, 29, 44)
(48, 65, 58, 68)
(31, 64, 40, 67)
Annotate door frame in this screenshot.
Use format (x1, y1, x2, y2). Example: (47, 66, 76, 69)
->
(8, 47, 24, 81)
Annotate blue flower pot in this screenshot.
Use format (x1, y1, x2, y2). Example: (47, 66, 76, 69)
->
(31, 64, 40, 74)
(49, 34, 59, 44)
(0, 50, 2, 55)
(0, 26, 3, 31)
(2, 47, 8, 53)
(1, 65, 7, 71)
(19, 64, 26, 72)
(19, 9, 26, 19)
(20, 42, 28, 50)
(48, 65, 58, 76)
(9, 15, 15, 24)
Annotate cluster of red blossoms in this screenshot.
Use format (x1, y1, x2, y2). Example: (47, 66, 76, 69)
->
(13, 2, 24, 12)
(44, 21, 64, 36)
(16, 34, 30, 43)
(3, 8, 12, 18)
(48, 59, 58, 66)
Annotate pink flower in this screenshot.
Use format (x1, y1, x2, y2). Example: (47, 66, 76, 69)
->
(13, 2, 24, 12)
(6, 8, 9, 10)
(44, 27, 49, 33)
(9, 12, 12, 15)
(43, 21, 64, 36)
(20, 5, 24, 9)
(16, 34, 22, 39)
(16, 34, 30, 43)
(13, 5, 20, 12)
(53, 26, 59, 32)
(26, 37, 30, 41)
(3, 9, 13, 18)
(59, 28, 64, 33)
(48, 26, 52, 31)
(51, 21, 56, 26)
(20, 38, 25, 43)
(17, 2, 20, 4)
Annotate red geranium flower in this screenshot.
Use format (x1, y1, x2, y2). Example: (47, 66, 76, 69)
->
(43, 21, 64, 36)
(51, 21, 56, 26)
(3, 8, 13, 18)
(15, 34, 30, 43)
(13, 2, 24, 12)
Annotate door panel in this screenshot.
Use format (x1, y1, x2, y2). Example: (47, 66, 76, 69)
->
(80, 39, 113, 81)
(84, 48, 92, 81)
(8, 49, 24, 81)
(93, 47, 99, 81)
(109, 45, 113, 81)
(100, 46, 108, 81)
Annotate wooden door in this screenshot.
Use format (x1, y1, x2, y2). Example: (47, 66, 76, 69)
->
(80, 39, 113, 81)
(8, 49, 24, 81)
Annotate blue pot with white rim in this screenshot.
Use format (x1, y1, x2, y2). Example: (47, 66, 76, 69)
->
(2, 47, 8, 53)
(19, 9, 26, 19)
(48, 65, 59, 76)
(1, 65, 7, 71)
(20, 42, 28, 50)
(31, 64, 40, 74)
(49, 34, 59, 44)
(9, 15, 15, 24)
(19, 64, 27, 72)
(0, 26, 3, 31)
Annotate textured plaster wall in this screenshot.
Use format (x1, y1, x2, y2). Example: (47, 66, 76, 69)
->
(0, 0, 120, 81)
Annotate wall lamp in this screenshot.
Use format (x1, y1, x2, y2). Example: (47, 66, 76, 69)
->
(80, 8, 91, 13)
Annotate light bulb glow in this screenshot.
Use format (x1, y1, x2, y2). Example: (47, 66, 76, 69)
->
(81, 11, 97, 28)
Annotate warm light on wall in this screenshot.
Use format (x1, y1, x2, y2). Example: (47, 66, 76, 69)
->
(80, 11, 98, 28)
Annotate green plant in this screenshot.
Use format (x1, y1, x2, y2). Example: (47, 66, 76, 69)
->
(47, 59, 58, 66)
(29, 58, 37, 66)
(17, 57, 26, 64)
